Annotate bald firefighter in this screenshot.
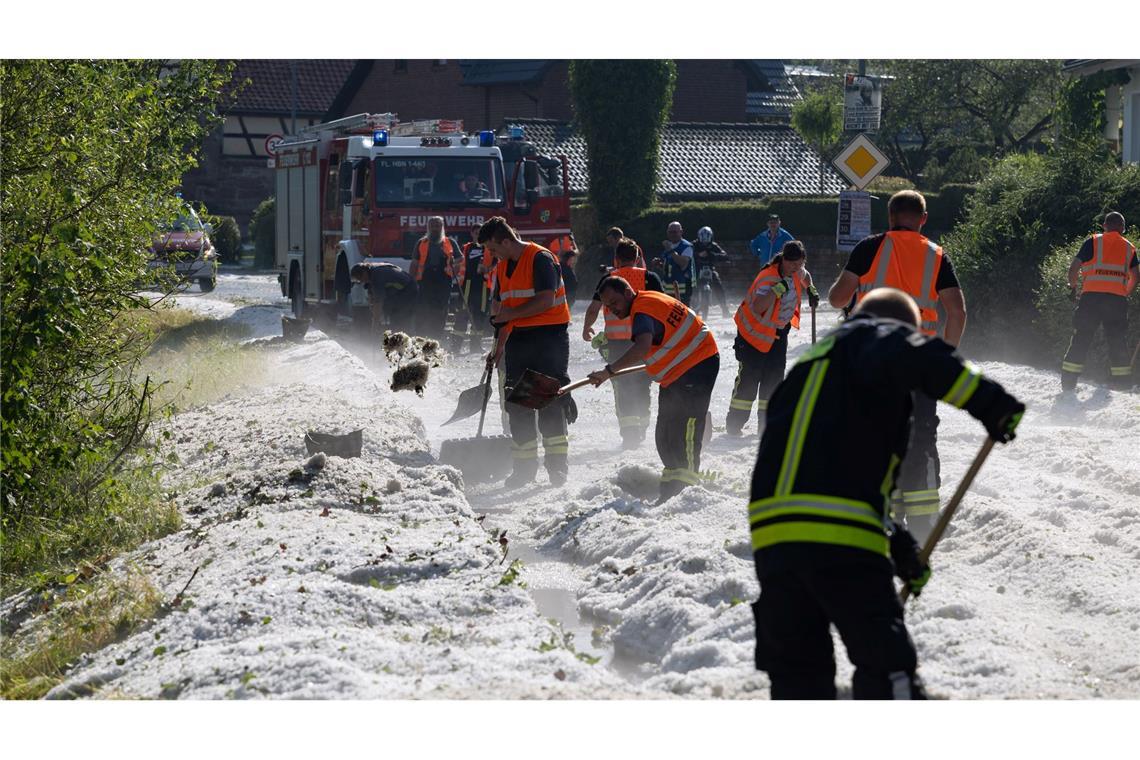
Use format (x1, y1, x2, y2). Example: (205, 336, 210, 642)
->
(483, 216, 573, 487)
(749, 288, 1024, 699)
(827, 190, 967, 544)
(582, 238, 666, 449)
(726, 240, 818, 437)
(587, 277, 719, 502)
(1061, 211, 1138, 391)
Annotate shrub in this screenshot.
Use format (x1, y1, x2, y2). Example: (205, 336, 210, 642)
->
(208, 214, 242, 263)
(1034, 227, 1140, 380)
(249, 196, 275, 269)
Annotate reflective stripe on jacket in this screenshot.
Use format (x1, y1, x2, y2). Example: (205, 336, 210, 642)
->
(734, 264, 803, 353)
(1081, 232, 1135, 296)
(855, 230, 944, 336)
(604, 267, 648, 340)
(630, 291, 718, 387)
(496, 243, 571, 329)
(415, 237, 458, 282)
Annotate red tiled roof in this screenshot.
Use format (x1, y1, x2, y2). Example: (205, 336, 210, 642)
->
(228, 60, 357, 116)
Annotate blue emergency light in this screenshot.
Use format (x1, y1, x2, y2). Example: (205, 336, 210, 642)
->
(372, 129, 389, 147)
(478, 130, 496, 147)
(509, 125, 525, 141)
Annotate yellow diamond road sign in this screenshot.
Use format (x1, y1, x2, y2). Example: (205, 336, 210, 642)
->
(832, 133, 890, 191)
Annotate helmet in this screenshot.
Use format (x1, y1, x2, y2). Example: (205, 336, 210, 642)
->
(697, 226, 713, 244)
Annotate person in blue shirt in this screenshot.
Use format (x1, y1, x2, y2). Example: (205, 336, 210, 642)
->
(656, 221, 695, 305)
(751, 214, 796, 267)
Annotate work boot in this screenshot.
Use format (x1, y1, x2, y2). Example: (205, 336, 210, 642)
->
(548, 466, 568, 487)
(620, 429, 644, 450)
(504, 457, 538, 489)
(657, 479, 687, 504)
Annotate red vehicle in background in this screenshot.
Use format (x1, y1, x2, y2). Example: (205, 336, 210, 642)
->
(272, 113, 574, 320)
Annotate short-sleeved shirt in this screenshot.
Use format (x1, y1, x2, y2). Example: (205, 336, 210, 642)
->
(1075, 237, 1140, 268)
(662, 239, 694, 284)
(365, 265, 415, 302)
(631, 313, 666, 345)
(844, 228, 960, 291)
(754, 278, 799, 325)
(591, 270, 664, 301)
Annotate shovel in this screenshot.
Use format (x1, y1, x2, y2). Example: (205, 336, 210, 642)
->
(438, 359, 513, 483)
(506, 365, 647, 410)
(442, 326, 501, 426)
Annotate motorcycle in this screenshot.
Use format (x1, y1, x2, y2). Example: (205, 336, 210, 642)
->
(693, 266, 715, 320)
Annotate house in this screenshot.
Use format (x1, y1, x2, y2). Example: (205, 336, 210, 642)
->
(1062, 60, 1140, 165)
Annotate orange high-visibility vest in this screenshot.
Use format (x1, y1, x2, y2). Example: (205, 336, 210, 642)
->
(855, 230, 945, 336)
(629, 291, 718, 388)
(547, 235, 576, 256)
(735, 263, 804, 354)
(603, 266, 648, 341)
(414, 237, 458, 282)
(1081, 232, 1136, 296)
(496, 243, 571, 329)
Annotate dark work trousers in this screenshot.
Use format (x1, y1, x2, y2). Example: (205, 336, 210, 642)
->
(415, 270, 451, 339)
(726, 328, 790, 435)
(752, 544, 926, 700)
(379, 286, 417, 336)
(891, 392, 940, 545)
(602, 339, 652, 445)
(452, 278, 491, 353)
(656, 354, 719, 500)
(1062, 292, 1132, 390)
(504, 325, 571, 479)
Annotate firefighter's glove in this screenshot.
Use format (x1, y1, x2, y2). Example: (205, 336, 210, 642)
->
(1067, 286, 1078, 302)
(984, 396, 1026, 444)
(771, 280, 789, 297)
(591, 333, 608, 351)
(562, 393, 578, 425)
(807, 285, 820, 309)
(889, 523, 931, 598)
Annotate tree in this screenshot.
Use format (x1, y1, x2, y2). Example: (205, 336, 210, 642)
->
(1, 60, 232, 583)
(568, 60, 676, 223)
(790, 91, 843, 193)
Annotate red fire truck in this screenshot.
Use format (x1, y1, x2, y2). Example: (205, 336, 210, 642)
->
(272, 112, 574, 319)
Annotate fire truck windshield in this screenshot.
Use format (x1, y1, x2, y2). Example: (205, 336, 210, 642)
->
(374, 157, 504, 207)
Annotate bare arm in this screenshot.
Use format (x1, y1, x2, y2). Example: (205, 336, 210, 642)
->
(1067, 257, 1082, 290)
(829, 270, 859, 309)
(939, 287, 967, 348)
(582, 299, 603, 341)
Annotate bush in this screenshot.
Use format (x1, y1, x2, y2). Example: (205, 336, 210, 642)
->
(249, 196, 275, 269)
(941, 141, 1140, 361)
(208, 214, 242, 263)
(1034, 227, 1140, 380)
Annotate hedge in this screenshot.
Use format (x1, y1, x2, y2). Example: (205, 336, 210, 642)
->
(207, 214, 241, 263)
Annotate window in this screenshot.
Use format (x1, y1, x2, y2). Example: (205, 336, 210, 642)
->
(325, 154, 340, 212)
(394, 60, 408, 74)
(374, 157, 505, 207)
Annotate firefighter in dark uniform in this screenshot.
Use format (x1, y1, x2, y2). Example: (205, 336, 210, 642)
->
(749, 288, 1024, 700)
(483, 217, 573, 487)
(1061, 211, 1139, 391)
(726, 240, 818, 437)
(587, 278, 719, 502)
(582, 238, 665, 449)
(409, 215, 461, 339)
(350, 262, 418, 334)
(453, 225, 494, 354)
(827, 190, 967, 544)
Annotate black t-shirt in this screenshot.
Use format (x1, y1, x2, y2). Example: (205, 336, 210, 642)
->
(1075, 237, 1140, 267)
(592, 270, 664, 301)
(844, 229, 960, 291)
(365, 265, 415, 302)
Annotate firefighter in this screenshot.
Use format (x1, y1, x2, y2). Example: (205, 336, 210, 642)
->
(483, 216, 573, 487)
(826, 190, 967, 544)
(726, 241, 818, 437)
(409, 216, 461, 339)
(658, 221, 694, 305)
(749, 288, 1024, 700)
(453, 224, 494, 354)
(582, 238, 666, 449)
(350, 262, 418, 334)
(605, 226, 646, 270)
(1061, 211, 1139, 391)
(587, 277, 719, 502)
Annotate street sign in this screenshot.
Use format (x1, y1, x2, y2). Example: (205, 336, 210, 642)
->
(264, 133, 284, 157)
(832, 133, 890, 191)
(843, 74, 882, 132)
(836, 190, 873, 253)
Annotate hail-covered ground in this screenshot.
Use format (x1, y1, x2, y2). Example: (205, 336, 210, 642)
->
(26, 271, 1140, 699)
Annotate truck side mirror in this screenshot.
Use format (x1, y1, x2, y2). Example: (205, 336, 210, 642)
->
(338, 160, 353, 206)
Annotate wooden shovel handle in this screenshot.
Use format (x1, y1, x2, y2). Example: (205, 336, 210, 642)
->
(558, 365, 647, 395)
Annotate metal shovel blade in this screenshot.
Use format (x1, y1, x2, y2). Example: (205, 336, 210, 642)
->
(439, 434, 513, 483)
(442, 382, 488, 426)
(505, 369, 565, 410)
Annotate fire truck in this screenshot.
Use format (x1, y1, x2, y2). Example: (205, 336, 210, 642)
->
(272, 112, 574, 320)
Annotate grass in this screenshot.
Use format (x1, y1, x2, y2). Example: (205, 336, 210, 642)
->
(0, 567, 162, 699)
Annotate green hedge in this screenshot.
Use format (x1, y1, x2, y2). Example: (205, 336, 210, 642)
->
(207, 214, 241, 263)
(1034, 227, 1140, 380)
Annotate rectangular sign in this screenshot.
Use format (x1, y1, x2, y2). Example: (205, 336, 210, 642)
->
(844, 74, 882, 132)
(836, 190, 873, 253)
